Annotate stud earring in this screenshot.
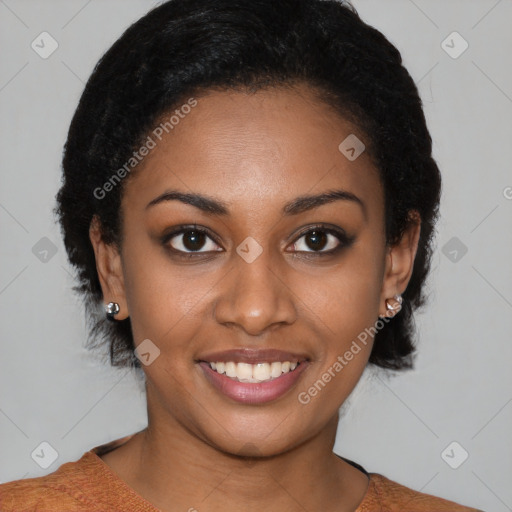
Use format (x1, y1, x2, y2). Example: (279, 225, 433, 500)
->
(105, 301, 120, 321)
(379, 294, 403, 319)
(386, 294, 403, 312)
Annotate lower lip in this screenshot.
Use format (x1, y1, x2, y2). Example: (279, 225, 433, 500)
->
(199, 361, 309, 404)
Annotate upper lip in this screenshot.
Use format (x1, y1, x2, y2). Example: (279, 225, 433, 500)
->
(197, 348, 310, 364)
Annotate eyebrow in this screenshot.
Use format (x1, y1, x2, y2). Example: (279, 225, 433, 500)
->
(146, 188, 366, 219)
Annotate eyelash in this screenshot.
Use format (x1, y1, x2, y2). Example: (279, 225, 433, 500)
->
(160, 223, 355, 260)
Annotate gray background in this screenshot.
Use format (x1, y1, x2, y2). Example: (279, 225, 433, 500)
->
(1, 1, 511, 510)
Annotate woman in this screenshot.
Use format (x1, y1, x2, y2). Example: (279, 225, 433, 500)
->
(0, 0, 483, 510)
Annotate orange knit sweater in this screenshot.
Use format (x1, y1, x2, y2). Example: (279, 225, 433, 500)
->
(0, 436, 483, 511)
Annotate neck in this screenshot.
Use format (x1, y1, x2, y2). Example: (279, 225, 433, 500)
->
(120, 404, 369, 512)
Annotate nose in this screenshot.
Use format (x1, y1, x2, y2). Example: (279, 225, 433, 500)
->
(213, 249, 298, 336)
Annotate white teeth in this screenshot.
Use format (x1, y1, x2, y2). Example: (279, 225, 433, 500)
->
(237, 362, 253, 380)
(207, 360, 300, 382)
(253, 362, 270, 382)
(270, 361, 282, 378)
(225, 362, 237, 378)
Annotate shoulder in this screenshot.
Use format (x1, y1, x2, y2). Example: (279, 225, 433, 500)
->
(360, 473, 484, 512)
(0, 453, 105, 512)
(0, 434, 137, 512)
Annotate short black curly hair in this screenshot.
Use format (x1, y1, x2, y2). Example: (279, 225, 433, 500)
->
(55, 0, 441, 371)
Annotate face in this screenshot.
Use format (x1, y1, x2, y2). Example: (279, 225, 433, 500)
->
(90, 83, 420, 457)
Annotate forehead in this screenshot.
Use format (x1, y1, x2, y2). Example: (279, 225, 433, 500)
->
(123, 84, 383, 221)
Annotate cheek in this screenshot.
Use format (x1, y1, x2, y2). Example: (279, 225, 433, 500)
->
(294, 241, 384, 342)
(292, 241, 383, 399)
(121, 236, 224, 354)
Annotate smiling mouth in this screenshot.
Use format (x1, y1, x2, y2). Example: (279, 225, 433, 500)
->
(205, 361, 302, 383)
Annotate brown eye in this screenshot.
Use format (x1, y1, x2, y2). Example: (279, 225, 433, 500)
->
(303, 230, 329, 251)
(291, 227, 347, 253)
(177, 230, 207, 251)
(163, 227, 222, 254)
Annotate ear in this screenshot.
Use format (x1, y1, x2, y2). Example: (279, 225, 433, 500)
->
(379, 210, 421, 318)
(89, 215, 130, 320)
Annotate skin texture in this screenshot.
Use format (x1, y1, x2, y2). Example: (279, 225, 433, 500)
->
(89, 83, 421, 512)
